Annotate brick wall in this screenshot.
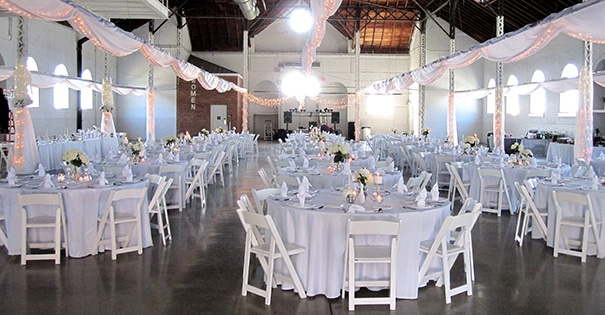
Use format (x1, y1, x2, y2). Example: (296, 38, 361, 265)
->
(176, 75, 243, 134)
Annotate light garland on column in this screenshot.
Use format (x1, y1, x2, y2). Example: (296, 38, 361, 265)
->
(576, 66, 593, 162)
(447, 92, 458, 144)
(493, 87, 504, 151)
(354, 93, 362, 142)
(242, 96, 249, 131)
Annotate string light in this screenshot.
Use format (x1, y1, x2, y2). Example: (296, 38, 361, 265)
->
(243, 93, 293, 107)
(576, 66, 593, 162)
(242, 97, 249, 131)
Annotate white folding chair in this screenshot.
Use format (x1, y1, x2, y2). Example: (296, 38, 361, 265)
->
(185, 159, 209, 208)
(251, 188, 282, 215)
(406, 171, 432, 193)
(236, 209, 307, 305)
(208, 151, 226, 186)
(274, 175, 301, 189)
(477, 168, 512, 216)
(447, 163, 470, 208)
(418, 210, 480, 304)
(92, 188, 147, 260)
(237, 194, 257, 214)
(17, 193, 68, 265)
(258, 168, 276, 188)
(552, 190, 603, 262)
(516, 183, 548, 245)
(435, 155, 455, 192)
(146, 174, 172, 246)
(341, 219, 400, 311)
(159, 164, 186, 211)
(0, 204, 7, 247)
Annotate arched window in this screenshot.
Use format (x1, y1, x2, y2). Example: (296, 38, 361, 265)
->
(559, 63, 579, 117)
(486, 78, 495, 114)
(529, 70, 546, 117)
(506, 75, 519, 116)
(26, 57, 39, 108)
(80, 69, 93, 110)
(53, 64, 69, 109)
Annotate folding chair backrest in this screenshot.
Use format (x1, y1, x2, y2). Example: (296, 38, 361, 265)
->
(456, 198, 477, 216)
(519, 184, 548, 237)
(252, 188, 282, 215)
(348, 220, 399, 236)
(18, 193, 63, 208)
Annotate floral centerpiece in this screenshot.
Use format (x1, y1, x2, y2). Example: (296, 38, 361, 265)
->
(164, 136, 179, 148)
(421, 128, 431, 137)
(521, 149, 533, 158)
(354, 168, 374, 187)
(510, 142, 524, 155)
(464, 135, 480, 147)
(215, 127, 225, 134)
(200, 128, 209, 136)
(329, 142, 349, 163)
(128, 137, 144, 161)
(63, 149, 89, 179)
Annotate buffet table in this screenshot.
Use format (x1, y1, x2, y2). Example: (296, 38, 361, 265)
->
(38, 137, 119, 171)
(267, 189, 450, 299)
(0, 176, 151, 258)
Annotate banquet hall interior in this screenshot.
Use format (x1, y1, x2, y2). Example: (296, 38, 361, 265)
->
(1, 0, 605, 313)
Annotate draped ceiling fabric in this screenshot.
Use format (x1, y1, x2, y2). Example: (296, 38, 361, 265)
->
(0, 0, 246, 94)
(0, 66, 145, 96)
(365, 0, 605, 94)
(302, 0, 342, 74)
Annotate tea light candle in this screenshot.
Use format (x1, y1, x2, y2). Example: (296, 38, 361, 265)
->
(376, 194, 383, 203)
(123, 136, 129, 144)
(327, 166, 333, 174)
(78, 176, 84, 183)
(58, 173, 65, 182)
(375, 174, 383, 185)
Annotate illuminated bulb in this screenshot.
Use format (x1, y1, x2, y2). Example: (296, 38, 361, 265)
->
(290, 8, 313, 33)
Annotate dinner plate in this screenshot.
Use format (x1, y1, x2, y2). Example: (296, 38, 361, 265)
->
(0, 183, 21, 188)
(288, 203, 316, 209)
(404, 204, 434, 210)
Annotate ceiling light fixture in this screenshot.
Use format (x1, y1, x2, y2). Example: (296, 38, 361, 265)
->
(289, 8, 313, 33)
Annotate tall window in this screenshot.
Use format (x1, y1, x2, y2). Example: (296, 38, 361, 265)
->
(529, 70, 546, 117)
(506, 75, 519, 116)
(559, 63, 579, 117)
(26, 57, 39, 108)
(80, 69, 93, 110)
(486, 78, 495, 114)
(53, 64, 69, 109)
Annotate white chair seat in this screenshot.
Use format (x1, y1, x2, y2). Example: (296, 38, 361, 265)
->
(252, 242, 305, 257)
(353, 246, 392, 261)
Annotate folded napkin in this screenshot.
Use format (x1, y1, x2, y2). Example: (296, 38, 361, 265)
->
(6, 167, 16, 186)
(369, 156, 376, 170)
(388, 161, 395, 172)
(474, 154, 481, 165)
(280, 181, 288, 197)
(302, 157, 309, 168)
(530, 157, 538, 168)
(600, 152, 605, 161)
(41, 173, 55, 188)
(347, 204, 366, 213)
(300, 176, 312, 191)
(586, 166, 596, 178)
(36, 163, 46, 177)
(87, 162, 98, 175)
(357, 184, 366, 204)
(415, 189, 427, 207)
(189, 144, 194, 152)
(394, 176, 407, 194)
(156, 154, 166, 164)
(289, 159, 297, 170)
(107, 150, 116, 159)
(430, 183, 440, 201)
(98, 171, 109, 186)
(551, 167, 561, 184)
(117, 153, 128, 164)
(174, 153, 180, 162)
(297, 188, 311, 207)
(592, 175, 599, 190)
(167, 151, 175, 161)
(121, 165, 133, 181)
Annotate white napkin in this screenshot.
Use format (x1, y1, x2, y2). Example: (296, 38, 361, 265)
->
(126, 169, 133, 182)
(415, 189, 427, 207)
(300, 176, 312, 191)
(189, 144, 194, 152)
(289, 159, 296, 170)
(394, 176, 407, 194)
(107, 150, 116, 159)
(474, 155, 481, 165)
(36, 163, 46, 177)
(117, 153, 128, 164)
(6, 167, 16, 186)
(389, 161, 395, 172)
(600, 152, 605, 161)
(174, 153, 180, 162)
(87, 162, 98, 175)
(347, 204, 366, 213)
(41, 174, 55, 188)
(530, 158, 538, 168)
(156, 154, 165, 164)
(551, 167, 561, 184)
(280, 181, 288, 197)
(302, 157, 309, 168)
(592, 175, 599, 190)
(586, 166, 596, 178)
(430, 183, 440, 201)
(369, 156, 376, 170)
(98, 171, 109, 186)
(167, 151, 175, 161)
(297, 188, 311, 207)
(357, 184, 366, 204)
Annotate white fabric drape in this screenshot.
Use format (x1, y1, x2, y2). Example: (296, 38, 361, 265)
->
(367, 0, 605, 93)
(100, 111, 116, 136)
(9, 107, 40, 174)
(302, 0, 343, 73)
(0, 0, 244, 94)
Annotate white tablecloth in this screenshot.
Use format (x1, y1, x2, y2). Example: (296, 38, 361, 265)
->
(546, 143, 574, 165)
(534, 179, 605, 258)
(38, 137, 120, 171)
(278, 167, 402, 189)
(267, 189, 450, 299)
(1, 177, 151, 258)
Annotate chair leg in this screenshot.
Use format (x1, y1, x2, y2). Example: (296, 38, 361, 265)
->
(21, 210, 27, 265)
(241, 233, 252, 296)
(54, 214, 61, 264)
(442, 250, 452, 304)
(162, 208, 172, 243)
(553, 218, 561, 258)
(514, 209, 524, 246)
(348, 246, 355, 311)
(157, 210, 166, 246)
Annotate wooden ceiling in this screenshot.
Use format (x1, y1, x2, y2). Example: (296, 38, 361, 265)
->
(130, 0, 582, 54)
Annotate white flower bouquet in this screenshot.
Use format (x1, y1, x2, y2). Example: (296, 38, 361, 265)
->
(63, 149, 89, 167)
(329, 142, 349, 163)
(354, 168, 374, 186)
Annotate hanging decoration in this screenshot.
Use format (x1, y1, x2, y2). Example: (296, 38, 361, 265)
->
(100, 77, 116, 136)
(11, 61, 32, 108)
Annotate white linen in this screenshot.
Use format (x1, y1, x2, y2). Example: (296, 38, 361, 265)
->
(98, 171, 109, 186)
(416, 189, 427, 206)
(36, 163, 46, 177)
(430, 183, 439, 201)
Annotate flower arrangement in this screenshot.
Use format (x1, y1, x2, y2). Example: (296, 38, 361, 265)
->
(464, 135, 480, 147)
(421, 128, 431, 136)
(521, 149, 533, 158)
(200, 128, 209, 136)
(99, 105, 113, 113)
(510, 142, 524, 154)
(128, 137, 144, 157)
(63, 149, 89, 168)
(354, 168, 374, 186)
(164, 136, 179, 147)
(215, 127, 226, 134)
(329, 142, 349, 163)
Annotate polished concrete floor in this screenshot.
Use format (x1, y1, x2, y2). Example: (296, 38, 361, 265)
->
(1, 141, 605, 314)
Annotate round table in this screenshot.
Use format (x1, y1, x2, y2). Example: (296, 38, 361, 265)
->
(266, 189, 450, 299)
